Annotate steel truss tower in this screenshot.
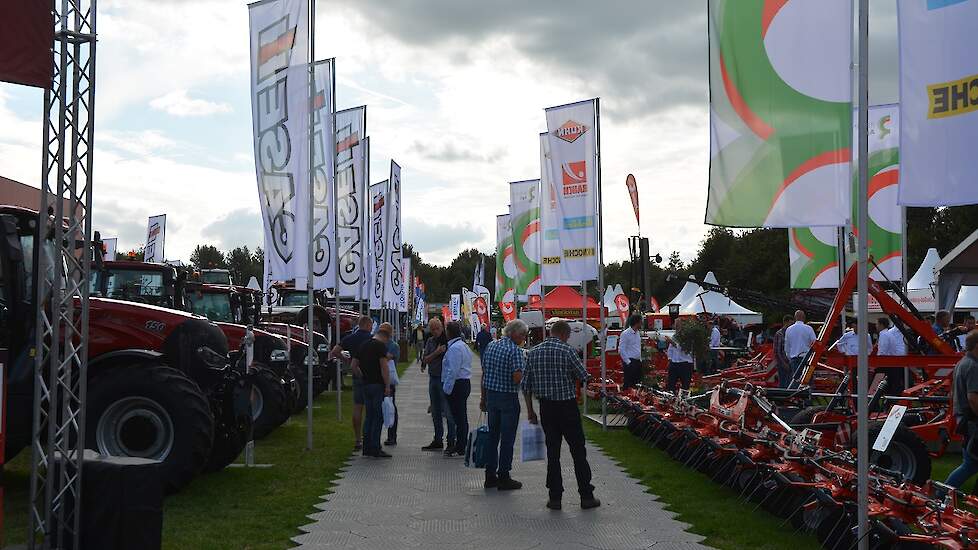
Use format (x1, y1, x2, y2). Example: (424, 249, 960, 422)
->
(28, 0, 97, 547)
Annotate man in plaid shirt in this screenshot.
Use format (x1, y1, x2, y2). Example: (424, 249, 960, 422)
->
(523, 320, 599, 510)
(479, 319, 529, 491)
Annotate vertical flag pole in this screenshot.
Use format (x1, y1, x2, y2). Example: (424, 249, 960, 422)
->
(305, 0, 317, 452)
(360, 137, 369, 315)
(582, 280, 588, 413)
(595, 98, 607, 431)
(901, 206, 910, 390)
(856, 0, 870, 547)
(331, 61, 342, 422)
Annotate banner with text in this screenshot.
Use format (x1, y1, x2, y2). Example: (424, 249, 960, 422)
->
(399, 257, 411, 313)
(306, 59, 336, 290)
(367, 181, 388, 310)
(144, 214, 166, 263)
(545, 99, 599, 281)
(538, 133, 576, 286)
(450, 293, 462, 322)
(336, 107, 366, 297)
(494, 213, 517, 305)
(706, 0, 852, 227)
(385, 161, 404, 308)
(509, 179, 541, 301)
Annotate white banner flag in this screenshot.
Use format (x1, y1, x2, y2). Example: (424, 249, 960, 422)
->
(897, 0, 978, 207)
(249, 0, 310, 289)
(367, 181, 388, 310)
(539, 132, 576, 286)
(450, 293, 461, 322)
(359, 137, 371, 301)
(545, 99, 599, 281)
(399, 257, 410, 313)
(384, 161, 404, 308)
(335, 107, 366, 297)
(309, 59, 335, 290)
(102, 238, 117, 261)
(509, 179, 541, 301)
(144, 214, 166, 263)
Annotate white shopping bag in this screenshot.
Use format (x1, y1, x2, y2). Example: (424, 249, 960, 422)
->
(388, 359, 400, 386)
(382, 396, 396, 428)
(520, 420, 545, 462)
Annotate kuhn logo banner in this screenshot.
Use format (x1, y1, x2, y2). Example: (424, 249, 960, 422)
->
(385, 161, 404, 308)
(897, 0, 978, 206)
(790, 104, 903, 288)
(144, 214, 166, 263)
(335, 107, 366, 298)
(308, 59, 335, 290)
(539, 133, 576, 286)
(494, 214, 517, 304)
(249, 0, 310, 288)
(706, 0, 852, 228)
(509, 179, 541, 301)
(545, 99, 599, 281)
(367, 181, 388, 310)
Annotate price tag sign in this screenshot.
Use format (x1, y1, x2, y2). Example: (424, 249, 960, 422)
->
(872, 405, 908, 452)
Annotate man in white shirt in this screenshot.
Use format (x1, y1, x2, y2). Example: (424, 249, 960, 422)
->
(664, 320, 695, 392)
(831, 321, 858, 356)
(784, 310, 817, 388)
(876, 317, 905, 396)
(618, 314, 643, 389)
(706, 319, 722, 375)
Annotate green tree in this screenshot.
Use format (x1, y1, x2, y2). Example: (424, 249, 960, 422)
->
(190, 245, 227, 270)
(225, 246, 262, 287)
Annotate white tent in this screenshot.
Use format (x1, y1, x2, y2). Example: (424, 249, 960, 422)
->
(905, 247, 978, 312)
(908, 248, 941, 291)
(667, 280, 703, 307)
(679, 272, 763, 324)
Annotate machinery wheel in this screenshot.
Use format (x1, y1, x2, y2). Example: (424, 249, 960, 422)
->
(290, 364, 309, 414)
(312, 363, 328, 397)
(867, 421, 932, 485)
(87, 364, 214, 494)
(249, 365, 290, 439)
(203, 376, 254, 473)
(789, 405, 831, 426)
(281, 369, 299, 414)
(815, 506, 856, 549)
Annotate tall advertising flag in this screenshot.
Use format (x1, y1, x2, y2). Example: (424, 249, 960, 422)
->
(249, 0, 310, 289)
(790, 104, 903, 288)
(144, 214, 166, 263)
(545, 99, 599, 281)
(494, 214, 517, 307)
(450, 294, 462, 323)
(625, 174, 640, 229)
(367, 181, 388, 310)
(509, 179, 541, 301)
(399, 258, 410, 313)
(385, 161, 404, 308)
(309, 59, 336, 289)
(102, 238, 118, 261)
(539, 133, 576, 286)
(897, 0, 978, 207)
(336, 107, 366, 297)
(706, 0, 852, 228)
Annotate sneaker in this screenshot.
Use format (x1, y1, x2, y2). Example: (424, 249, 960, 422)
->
(497, 477, 523, 491)
(581, 496, 601, 510)
(374, 450, 393, 458)
(546, 499, 562, 510)
(443, 449, 463, 458)
(384, 440, 397, 446)
(421, 440, 443, 451)
(484, 474, 499, 489)
(353, 441, 363, 452)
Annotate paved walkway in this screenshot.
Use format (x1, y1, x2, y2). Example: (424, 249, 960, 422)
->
(293, 357, 710, 550)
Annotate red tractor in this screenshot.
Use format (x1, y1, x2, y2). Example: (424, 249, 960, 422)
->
(0, 207, 252, 493)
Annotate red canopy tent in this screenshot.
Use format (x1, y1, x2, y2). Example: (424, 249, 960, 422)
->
(523, 286, 602, 320)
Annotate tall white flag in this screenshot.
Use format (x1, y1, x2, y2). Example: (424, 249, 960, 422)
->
(384, 161, 404, 308)
(335, 107, 367, 297)
(545, 99, 599, 281)
(144, 214, 166, 263)
(102, 238, 117, 261)
(307, 59, 335, 290)
(509, 179, 541, 301)
(249, 0, 310, 289)
(367, 181, 388, 310)
(897, 0, 978, 207)
(399, 257, 411, 313)
(539, 132, 576, 286)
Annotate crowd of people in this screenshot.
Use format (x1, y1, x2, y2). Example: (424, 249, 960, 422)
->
(331, 315, 601, 510)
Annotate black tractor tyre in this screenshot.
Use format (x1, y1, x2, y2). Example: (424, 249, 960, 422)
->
(249, 365, 290, 439)
(867, 421, 932, 485)
(86, 364, 214, 494)
(281, 369, 300, 414)
(789, 405, 831, 426)
(290, 364, 310, 414)
(203, 376, 254, 473)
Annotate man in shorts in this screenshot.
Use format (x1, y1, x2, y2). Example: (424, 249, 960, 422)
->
(332, 315, 374, 451)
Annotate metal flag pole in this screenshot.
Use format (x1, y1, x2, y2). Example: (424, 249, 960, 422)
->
(901, 206, 910, 390)
(855, 1, 870, 547)
(595, 97, 607, 431)
(330, 61, 342, 422)
(305, 0, 316, 452)
(582, 280, 588, 413)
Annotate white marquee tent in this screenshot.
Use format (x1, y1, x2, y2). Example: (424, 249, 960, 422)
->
(906, 247, 978, 312)
(678, 272, 763, 324)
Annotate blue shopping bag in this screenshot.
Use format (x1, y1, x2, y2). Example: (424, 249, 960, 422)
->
(465, 416, 490, 468)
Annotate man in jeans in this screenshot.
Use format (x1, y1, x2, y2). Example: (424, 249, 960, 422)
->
(523, 320, 600, 510)
(480, 319, 528, 491)
(330, 315, 374, 451)
(351, 324, 393, 458)
(420, 318, 455, 451)
(784, 310, 816, 388)
(946, 330, 978, 488)
(441, 321, 473, 458)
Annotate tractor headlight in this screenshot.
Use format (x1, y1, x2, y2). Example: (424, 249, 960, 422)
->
(270, 349, 289, 363)
(317, 344, 329, 354)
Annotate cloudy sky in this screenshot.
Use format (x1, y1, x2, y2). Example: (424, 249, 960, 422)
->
(0, 0, 900, 266)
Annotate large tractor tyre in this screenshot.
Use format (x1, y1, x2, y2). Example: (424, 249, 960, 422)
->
(867, 421, 932, 485)
(86, 364, 214, 494)
(312, 363, 328, 397)
(249, 365, 290, 439)
(281, 369, 300, 414)
(789, 405, 832, 426)
(289, 364, 310, 414)
(203, 379, 254, 473)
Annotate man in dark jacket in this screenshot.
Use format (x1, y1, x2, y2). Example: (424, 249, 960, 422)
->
(773, 315, 793, 388)
(420, 318, 455, 451)
(476, 324, 493, 357)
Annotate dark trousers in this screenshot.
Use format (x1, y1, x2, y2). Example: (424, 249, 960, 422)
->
(540, 399, 594, 499)
(878, 367, 906, 396)
(386, 385, 398, 443)
(485, 390, 520, 477)
(666, 362, 692, 392)
(429, 375, 456, 445)
(361, 383, 385, 454)
(622, 359, 642, 389)
(445, 379, 471, 453)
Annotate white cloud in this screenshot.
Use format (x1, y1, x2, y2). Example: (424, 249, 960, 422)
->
(149, 90, 232, 117)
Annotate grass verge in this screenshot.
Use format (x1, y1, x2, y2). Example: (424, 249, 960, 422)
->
(2, 360, 411, 549)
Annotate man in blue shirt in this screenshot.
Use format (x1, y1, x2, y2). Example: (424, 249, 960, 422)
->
(523, 320, 599, 510)
(331, 315, 374, 452)
(441, 321, 473, 458)
(475, 324, 493, 357)
(480, 319, 528, 490)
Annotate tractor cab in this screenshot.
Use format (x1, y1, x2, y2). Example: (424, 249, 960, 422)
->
(199, 268, 232, 286)
(92, 260, 181, 309)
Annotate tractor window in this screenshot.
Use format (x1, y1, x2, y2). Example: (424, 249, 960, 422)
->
(281, 292, 309, 307)
(189, 292, 233, 322)
(101, 269, 165, 305)
(201, 271, 231, 285)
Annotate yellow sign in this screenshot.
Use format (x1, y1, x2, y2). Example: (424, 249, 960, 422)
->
(928, 74, 978, 119)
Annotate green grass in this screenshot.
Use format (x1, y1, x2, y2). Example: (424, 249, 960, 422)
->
(2, 360, 412, 550)
(584, 419, 821, 550)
